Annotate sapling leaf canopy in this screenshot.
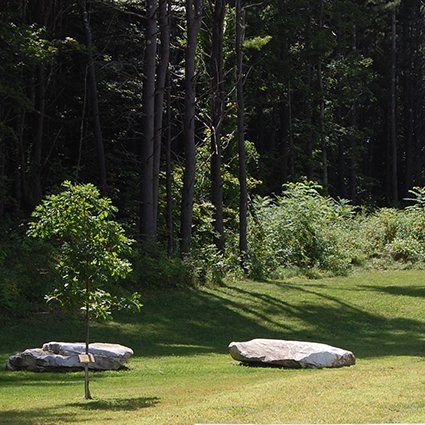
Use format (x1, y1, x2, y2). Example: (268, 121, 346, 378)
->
(28, 181, 141, 399)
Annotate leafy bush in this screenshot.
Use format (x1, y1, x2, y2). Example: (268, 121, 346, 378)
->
(238, 182, 425, 279)
(351, 188, 425, 266)
(243, 182, 355, 279)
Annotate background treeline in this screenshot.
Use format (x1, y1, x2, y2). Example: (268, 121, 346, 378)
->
(0, 0, 424, 314)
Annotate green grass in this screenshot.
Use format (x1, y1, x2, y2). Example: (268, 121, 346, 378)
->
(0, 270, 424, 424)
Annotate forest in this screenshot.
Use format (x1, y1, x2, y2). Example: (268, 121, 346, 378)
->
(0, 0, 425, 310)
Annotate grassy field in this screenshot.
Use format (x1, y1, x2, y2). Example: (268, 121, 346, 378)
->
(0, 270, 424, 424)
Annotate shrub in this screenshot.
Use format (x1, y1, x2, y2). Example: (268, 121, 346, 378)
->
(244, 181, 355, 279)
(353, 190, 425, 266)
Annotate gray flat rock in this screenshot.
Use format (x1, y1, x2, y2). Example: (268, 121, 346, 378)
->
(7, 342, 133, 371)
(228, 339, 355, 368)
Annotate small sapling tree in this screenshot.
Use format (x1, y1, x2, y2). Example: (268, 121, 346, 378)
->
(28, 181, 141, 399)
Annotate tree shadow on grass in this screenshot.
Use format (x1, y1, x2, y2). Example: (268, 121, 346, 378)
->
(0, 397, 159, 425)
(357, 284, 425, 298)
(0, 276, 424, 364)
(0, 369, 129, 388)
(66, 396, 160, 411)
(0, 409, 81, 425)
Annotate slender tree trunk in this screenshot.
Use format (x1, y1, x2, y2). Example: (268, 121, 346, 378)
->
(400, 0, 416, 195)
(165, 73, 174, 256)
(280, 104, 288, 182)
(349, 25, 357, 203)
(335, 9, 345, 198)
(236, 0, 248, 265)
(84, 280, 92, 400)
(317, 0, 328, 192)
(0, 110, 4, 218)
(31, 63, 45, 205)
(305, 63, 314, 180)
(390, 7, 399, 205)
(153, 0, 171, 235)
(28, 0, 52, 206)
(408, 0, 422, 189)
(79, 0, 107, 196)
(287, 79, 295, 178)
(210, 0, 226, 251)
(14, 110, 26, 212)
(317, 62, 328, 191)
(180, 0, 203, 255)
(140, 0, 158, 240)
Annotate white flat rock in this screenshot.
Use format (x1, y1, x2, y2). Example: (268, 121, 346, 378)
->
(228, 339, 355, 368)
(7, 342, 133, 371)
(43, 342, 133, 359)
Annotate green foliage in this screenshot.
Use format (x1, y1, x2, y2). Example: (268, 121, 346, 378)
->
(28, 181, 141, 319)
(0, 229, 52, 316)
(243, 35, 272, 50)
(406, 187, 425, 210)
(130, 245, 194, 288)
(231, 182, 425, 280)
(243, 181, 354, 279)
(352, 194, 425, 266)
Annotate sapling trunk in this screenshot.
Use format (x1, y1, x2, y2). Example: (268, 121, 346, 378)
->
(84, 280, 92, 400)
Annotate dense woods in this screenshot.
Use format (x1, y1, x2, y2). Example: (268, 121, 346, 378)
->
(0, 0, 424, 293)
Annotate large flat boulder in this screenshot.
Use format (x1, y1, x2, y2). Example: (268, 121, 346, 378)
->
(228, 339, 355, 368)
(7, 342, 133, 372)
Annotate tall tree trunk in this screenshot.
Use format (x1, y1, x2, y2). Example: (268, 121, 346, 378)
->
(153, 0, 171, 235)
(280, 103, 288, 182)
(210, 0, 226, 251)
(318, 62, 328, 191)
(236, 0, 248, 264)
(409, 0, 423, 189)
(287, 79, 295, 178)
(400, 0, 417, 196)
(317, 0, 328, 191)
(180, 0, 203, 255)
(349, 25, 357, 203)
(390, 7, 399, 205)
(305, 63, 314, 180)
(79, 0, 108, 196)
(15, 110, 26, 212)
(0, 109, 4, 219)
(140, 0, 158, 240)
(31, 63, 45, 205)
(165, 73, 174, 256)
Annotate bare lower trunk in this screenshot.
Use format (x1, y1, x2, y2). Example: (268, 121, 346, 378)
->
(153, 0, 171, 235)
(287, 80, 295, 177)
(165, 75, 174, 256)
(349, 25, 357, 203)
(0, 125, 5, 218)
(180, 0, 203, 255)
(79, 0, 107, 196)
(305, 63, 314, 180)
(140, 0, 158, 240)
(390, 7, 398, 205)
(210, 0, 226, 251)
(236, 0, 248, 266)
(317, 0, 328, 192)
(32, 63, 45, 205)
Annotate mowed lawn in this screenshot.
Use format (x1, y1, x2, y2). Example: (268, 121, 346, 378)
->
(0, 270, 424, 424)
